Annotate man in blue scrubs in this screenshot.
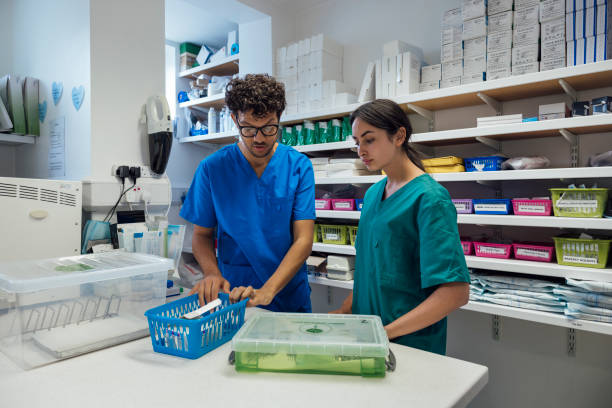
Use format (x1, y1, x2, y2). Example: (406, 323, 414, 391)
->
(180, 74, 315, 312)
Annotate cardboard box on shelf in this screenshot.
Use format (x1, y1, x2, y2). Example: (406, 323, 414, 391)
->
(514, 5, 540, 27)
(463, 16, 488, 40)
(464, 54, 487, 75)
(462, 0, 487, 21)
(539, 0, 565, 23)
(513, 44, 540, 66)
(442, 59, 464, 80)
(442, 24, 463, 45)
(488, 0, 514, 15)
(422, 64, 442, 82)
(419, 81, 441, 92)
(512, 61, 540, 75)
(441, 41, 464, 62)
(441, 76, 462, 88)
(541, 18, 566, 42)
(488, 30, 513, 51)
(488, 10, 514, 33)
(464, 36, 487, 57)
(487, 66, 512, 80)
(514, 24, 541, 46)
(443, 7, 463, 26)
(541, 38, 566, 61)
(539, 102, 570, 120)
(462, 72, 487, 84)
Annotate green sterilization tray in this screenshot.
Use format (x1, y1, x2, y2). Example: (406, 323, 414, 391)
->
(231, 313, 389, 377)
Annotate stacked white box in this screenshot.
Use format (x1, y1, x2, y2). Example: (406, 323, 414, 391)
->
(567, 3, 612, 65)
(463, 0, 487, 20)
(489, 30, 514, 51)
(382, 48, 423, 97)
(420, 64, 442, 91)
(488, 10, 514, 33)
(463, 16, 489, 39)
(442, 41, 464, 62)
(513, 1, 542, 75)
(465, 36, 488, 57)
(488, 48, 512, 79)
(540, 0, 566, 22)
(442, 25, 463, 45)
(489, 0, 514, 15)
(439, 8, 466, 89)
(539, 1, 566, 71)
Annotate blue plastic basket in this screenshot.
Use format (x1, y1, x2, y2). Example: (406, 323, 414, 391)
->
(145, 293, 247, 359)
(464, 156, 505, 172)
(473, 199, 513, 215)
(355, 199, 364, 211)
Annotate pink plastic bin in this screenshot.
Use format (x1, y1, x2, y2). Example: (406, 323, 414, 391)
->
(512, 243, 555, 262)
(331, 199, 356, 211)
(461, 241, 473, 255)
(474, 242, 512, 259)
(314, 199, 332, 210)
(512, 198, 552, 216)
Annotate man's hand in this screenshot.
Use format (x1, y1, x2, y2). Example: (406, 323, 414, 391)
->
(229, 286, 274, 308)
(189, 274, 231, 306)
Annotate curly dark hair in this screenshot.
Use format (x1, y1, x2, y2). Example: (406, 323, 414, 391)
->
(225, 74, 286, 119)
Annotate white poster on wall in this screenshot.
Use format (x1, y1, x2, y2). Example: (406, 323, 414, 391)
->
(48, 116, 65, 178)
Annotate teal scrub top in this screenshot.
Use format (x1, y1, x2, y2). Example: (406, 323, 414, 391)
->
(352, 174, 470, 355)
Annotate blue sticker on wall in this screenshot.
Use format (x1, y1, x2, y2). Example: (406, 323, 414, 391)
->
(39, 100, 47, 122)
(72, 85, 84, 111)
(52, 82, 63, 105)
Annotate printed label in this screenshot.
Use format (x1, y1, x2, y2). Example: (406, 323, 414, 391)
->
(516, 248, 549, 259)
(517, 204, 547, 214)
(479, 246, 508, 255)
(454, 202, 468, 211)
(325, 233, 339, 241)
(335, 202, 351, 209)
(315, 201, 327, 209)
(475, 203, 508, 212)
(563, 255, 598, 265)
(556, 200, 598, 208)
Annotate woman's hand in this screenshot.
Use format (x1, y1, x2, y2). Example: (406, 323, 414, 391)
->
(229, 286, 274, 308)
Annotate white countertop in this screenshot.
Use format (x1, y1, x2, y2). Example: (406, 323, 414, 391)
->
(0, 309, 488, 408)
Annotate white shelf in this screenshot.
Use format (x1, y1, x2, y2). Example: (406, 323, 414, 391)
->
(412, 115, 612, 146)
(465, 256, 612, 282)
(178, 92, 226, 110)
(178, 54, 239, 78)
(316, 210, 361, 219)
(179, 131, 238, 144)
(312, 242, 356, 255)
(315, 211, 612, 230)
(461, 301, 612, 336)
(0, 133, 36, 145)
(457, 214, 612, 230)
(280, 60, 612, 125)
(293, 140, 356, 153)
(308, 275, 354, 290)
(314, 167, 612, 185)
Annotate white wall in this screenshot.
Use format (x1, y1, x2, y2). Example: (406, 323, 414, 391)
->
(293, 0, 461, 95)
(89, 0, 165, 179)
(0, 0, 12, 75)
(3, 0, 91, 180)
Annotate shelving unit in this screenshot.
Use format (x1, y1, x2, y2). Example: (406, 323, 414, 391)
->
(302, 62, 612, 334)
(280, 60, 612, 125)
(179, 130, 238, 144)
(316, 210, 612, 230)
(0, 133, 36, 146)
(178, 54, 239, 79)
(305, 276, 612, 336)
(178, 92, 226, 110)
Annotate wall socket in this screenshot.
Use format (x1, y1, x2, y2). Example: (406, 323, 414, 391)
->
(111, 165, 161, 179)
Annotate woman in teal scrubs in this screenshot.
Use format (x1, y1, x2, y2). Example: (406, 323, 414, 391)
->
(331, 99, 470, 355)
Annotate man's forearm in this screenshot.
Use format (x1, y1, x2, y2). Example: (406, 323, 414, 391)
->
(192, 233, 222, 278)
(260, 236, 312, 297)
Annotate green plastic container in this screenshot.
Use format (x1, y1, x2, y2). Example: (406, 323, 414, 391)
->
(348, 225, 358, 246)
(320, 224, 349, 244)
(341, 116, 352, 141)
(179, 42, 201, 55)
(313, 224, 321, 243)
(550, 188, 608, 218)
(232, 313, 389, 377)
(330, 119, 342, 142)
(553, 235, 612, 269)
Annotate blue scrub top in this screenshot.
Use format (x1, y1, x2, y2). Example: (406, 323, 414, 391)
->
(180, 143, 315, 312)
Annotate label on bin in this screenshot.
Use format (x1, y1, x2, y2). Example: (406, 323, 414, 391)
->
(315, 201, 327, 209)
(479, 246, 507, 255)
(556, 200, 598, 208)
(563, 255, 598, 265)
(516, 248, 549, 259)
(454, 202, 468, 211)
(517, 204, 546, 214)
(334, 202, 351, 209)
(325, 233, 339, 241)
(475, 203, 507, 212)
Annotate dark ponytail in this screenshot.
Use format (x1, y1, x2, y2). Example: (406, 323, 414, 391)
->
(349, 99, 424, 171)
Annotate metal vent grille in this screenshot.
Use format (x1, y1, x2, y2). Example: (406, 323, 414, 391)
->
(40, 189, 59, 204)
(19, 185, 38, 200)
(60, 192, 77, 207)
(0, 183, 17, 198)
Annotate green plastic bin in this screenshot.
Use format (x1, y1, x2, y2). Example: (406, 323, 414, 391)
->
(550, 188, 608, 218)
(320, 224, 348, 245)
(553, 235, 611, 269)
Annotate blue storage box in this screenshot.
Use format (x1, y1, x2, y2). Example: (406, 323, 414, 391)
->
(145, 293, 246, 359)
(464, 156, 506, 172)
(473, 199, 513, 215)
(355, 199, 364, 211)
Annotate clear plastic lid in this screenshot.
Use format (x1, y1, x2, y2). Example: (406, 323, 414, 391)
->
(232, 313, 389, 358)
(0, 252, 173, 293)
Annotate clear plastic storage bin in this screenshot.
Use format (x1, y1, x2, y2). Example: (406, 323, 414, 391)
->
(0, 252, 172, 369)
(231, 313, 390, 377)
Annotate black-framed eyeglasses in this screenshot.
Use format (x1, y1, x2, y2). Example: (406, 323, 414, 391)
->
(236, 121, 279, 138)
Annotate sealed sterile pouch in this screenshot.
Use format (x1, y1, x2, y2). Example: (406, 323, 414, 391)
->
(501, 156, 551, 170)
